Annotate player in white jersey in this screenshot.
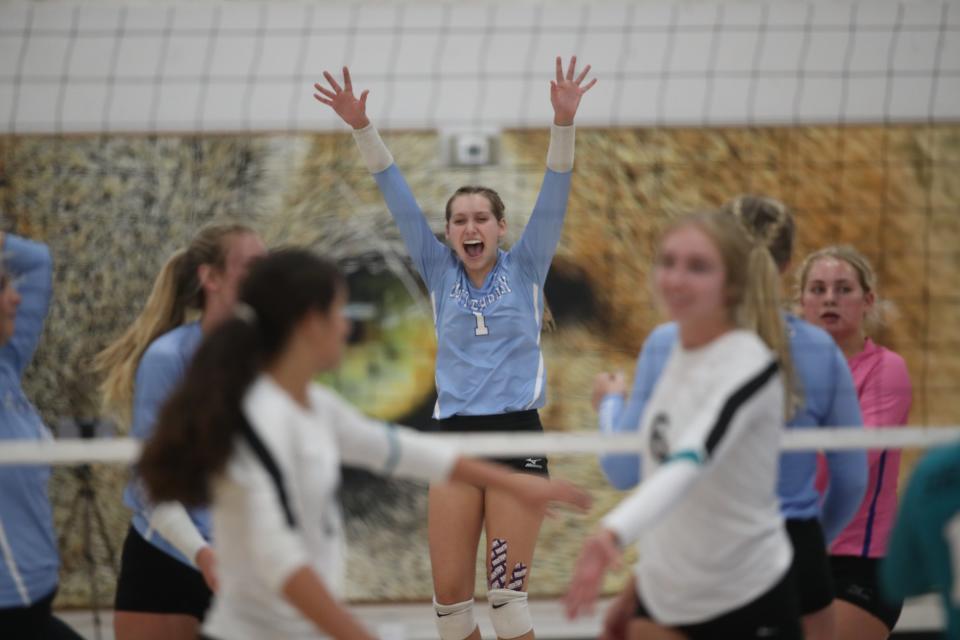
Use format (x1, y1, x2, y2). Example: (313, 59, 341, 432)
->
(314, 58, 595, 640)
(564, 210, 802, 639)
(137, 249, 591, 640)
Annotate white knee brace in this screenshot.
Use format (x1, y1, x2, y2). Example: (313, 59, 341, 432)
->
(487, 588, 532, 639)
(433, 596, 477, 640)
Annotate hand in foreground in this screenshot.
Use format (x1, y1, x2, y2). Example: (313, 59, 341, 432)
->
(551, 55, 597, 126)
(509, 473, 592, 516)
(313, 66, 370, 130)
(563, 528, 622, 619)
(195, 546, 219, 593)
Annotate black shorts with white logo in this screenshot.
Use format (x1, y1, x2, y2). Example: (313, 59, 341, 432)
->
(635, 567, 803, 639)
(432, 410, 549, 476)
(114, 526, 212, 620)
(785, 517, 835, 615)
(830, 555, 903, 631)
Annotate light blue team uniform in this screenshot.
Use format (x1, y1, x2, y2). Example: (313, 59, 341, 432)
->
(123, 321, 211, 565)
(372, 164, 571, 418)
(0, 235, 57, 608)
(601, 317, 868, 541)
(881, 442, 960, 639)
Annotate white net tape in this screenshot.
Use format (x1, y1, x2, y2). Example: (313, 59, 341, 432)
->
(2, 426, 958, 465)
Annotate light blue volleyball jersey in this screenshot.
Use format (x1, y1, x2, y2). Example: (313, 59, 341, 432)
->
(881, 442, 960, 639)
(123, 321, 212, 566)
(0, 235, 58, 607)
(373, 164, 571, 418)
(600, 316, 868, 543)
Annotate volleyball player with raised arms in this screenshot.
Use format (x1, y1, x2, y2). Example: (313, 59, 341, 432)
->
(593, 196, 868, 640)
(565, 210, 803, 639)
(137, 249, 590, 640)
(314, 56, 595, 640)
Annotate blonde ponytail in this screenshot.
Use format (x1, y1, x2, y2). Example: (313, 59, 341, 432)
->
(95, 223, 254, 425)
(740, 243, 802, 416)
(723, 195, 803, 417)
(95, 250, 195, 424)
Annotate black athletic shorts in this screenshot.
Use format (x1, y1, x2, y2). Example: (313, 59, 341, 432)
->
(0, 589, 84, 640)
(830, 555, 903, 631)
(635, 567, 803, 639)
(114, 526, 212, 620)
(432, 410, 549, 476)
(786, 517, 835, 615)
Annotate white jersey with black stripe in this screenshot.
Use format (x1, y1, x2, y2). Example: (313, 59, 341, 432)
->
(629, 330, 792, 625)
(202, 376, 458, 640)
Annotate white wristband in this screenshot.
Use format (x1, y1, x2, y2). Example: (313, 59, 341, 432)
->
(148, 502, 208, 567)
(546, 123, 575, 172)
(352, 124, 394, 174)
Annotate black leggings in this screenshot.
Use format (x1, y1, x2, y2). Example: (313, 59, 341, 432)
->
(0, 589, 84, 640)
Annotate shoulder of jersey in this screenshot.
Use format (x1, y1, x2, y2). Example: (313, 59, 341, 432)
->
(873, 343, 909, 371)
(647, 321, 679, 344)
(914, 444, 960, 493)
(786, 315, 836, 347)
(244, 376, 297, 427)
(719, 329, 771, 362)
(306, 382, 342, 409)
(142, 323, 199, 362)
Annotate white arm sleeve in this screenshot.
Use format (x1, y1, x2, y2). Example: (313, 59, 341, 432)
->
(148, 502, 208, 567)
(341, 421, 458, 483)
(600, 459, 700, 547)
(546, 123, 575, 172)
(352, 124, 394, 174)
(327, 393, 457, 482)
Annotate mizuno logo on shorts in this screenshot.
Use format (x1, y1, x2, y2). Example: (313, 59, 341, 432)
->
(524, 458, 543, 469)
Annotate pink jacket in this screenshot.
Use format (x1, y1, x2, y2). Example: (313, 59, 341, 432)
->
(818, 339, 912, 557)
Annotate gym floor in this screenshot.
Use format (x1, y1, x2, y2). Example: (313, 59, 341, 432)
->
(60, 594, 945, 639)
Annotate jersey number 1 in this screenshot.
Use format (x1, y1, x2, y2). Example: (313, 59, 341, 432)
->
(473, 312, 489, 336)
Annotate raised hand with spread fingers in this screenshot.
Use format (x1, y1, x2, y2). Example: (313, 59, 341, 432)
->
(551, 55, 597, 126)
(313, 67, 370, 130)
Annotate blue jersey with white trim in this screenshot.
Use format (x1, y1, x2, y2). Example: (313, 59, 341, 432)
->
(373, 164, 571, 418)
(122, 322, 212, 566)
(0, 235, 58, 608)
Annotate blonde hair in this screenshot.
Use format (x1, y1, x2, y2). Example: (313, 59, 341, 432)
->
(722, 195, 795, 271)
(664, 211, 801, 415)
(796, 245, 885, 334)
(95, 223, 255, 424)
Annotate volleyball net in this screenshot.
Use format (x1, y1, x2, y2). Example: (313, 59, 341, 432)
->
(1, 1, 957, 133)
